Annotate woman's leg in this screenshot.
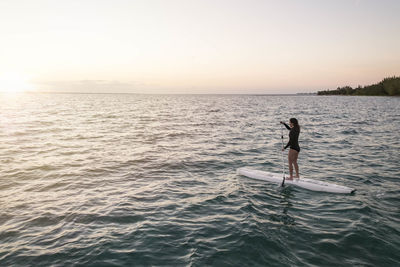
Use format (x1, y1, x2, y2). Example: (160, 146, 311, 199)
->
(293, 150, 299, 178)
(288, 150, 294, 178)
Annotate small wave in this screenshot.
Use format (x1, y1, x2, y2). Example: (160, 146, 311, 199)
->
(341, 129, 358, 135)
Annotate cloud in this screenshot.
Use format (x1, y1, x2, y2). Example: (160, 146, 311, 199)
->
(35, 79, 148, 93)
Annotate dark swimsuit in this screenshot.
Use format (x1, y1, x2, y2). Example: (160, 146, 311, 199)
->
(283, 123, 300, 152)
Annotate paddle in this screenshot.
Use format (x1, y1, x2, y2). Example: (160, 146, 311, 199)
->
(280, 122, 286, 187)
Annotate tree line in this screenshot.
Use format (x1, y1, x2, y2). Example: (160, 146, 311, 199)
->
(317, 76, 400, 96)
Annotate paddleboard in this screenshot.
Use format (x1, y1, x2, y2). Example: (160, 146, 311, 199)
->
(237, 167, 355, 194)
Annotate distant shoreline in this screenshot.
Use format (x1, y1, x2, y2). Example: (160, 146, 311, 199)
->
(3, 88, 397, 96)
(317, 76, 400, 96)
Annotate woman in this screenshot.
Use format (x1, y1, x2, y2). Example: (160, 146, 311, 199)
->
(280, 118, 300, 179)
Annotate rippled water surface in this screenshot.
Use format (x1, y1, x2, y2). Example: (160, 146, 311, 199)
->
(1, 93, 399, 266)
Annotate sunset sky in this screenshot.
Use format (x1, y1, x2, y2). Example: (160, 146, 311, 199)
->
(1, 0, 399, 94)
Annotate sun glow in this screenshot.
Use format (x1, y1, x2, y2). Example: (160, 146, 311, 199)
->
(0, 73, 35, 93)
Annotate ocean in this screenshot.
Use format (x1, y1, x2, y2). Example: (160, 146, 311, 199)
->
(0, 93, 399, 266)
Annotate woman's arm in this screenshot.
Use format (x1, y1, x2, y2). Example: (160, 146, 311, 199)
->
(284, 140, 290, 150)
(281, 122, 291, 130)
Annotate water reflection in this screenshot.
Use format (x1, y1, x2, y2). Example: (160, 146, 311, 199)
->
(278, 187, 295, 226)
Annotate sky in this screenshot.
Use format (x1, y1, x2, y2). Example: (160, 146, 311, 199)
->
(0, 0, 399, 94)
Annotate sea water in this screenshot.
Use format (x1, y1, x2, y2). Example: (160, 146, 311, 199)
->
(0, 93, 399, 266)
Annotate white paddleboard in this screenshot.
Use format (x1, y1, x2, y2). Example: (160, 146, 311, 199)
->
(237, 167, 355, 194)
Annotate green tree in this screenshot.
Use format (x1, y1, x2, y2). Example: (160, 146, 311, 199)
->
(318, 76, 400, 96)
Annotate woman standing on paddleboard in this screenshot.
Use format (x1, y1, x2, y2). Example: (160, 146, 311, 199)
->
(280, 118, 300, 179)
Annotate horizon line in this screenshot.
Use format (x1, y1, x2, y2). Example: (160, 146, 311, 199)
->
(18, 91, 318, 96)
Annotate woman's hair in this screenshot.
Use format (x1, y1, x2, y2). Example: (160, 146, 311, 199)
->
(290, 118, 300, 129)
